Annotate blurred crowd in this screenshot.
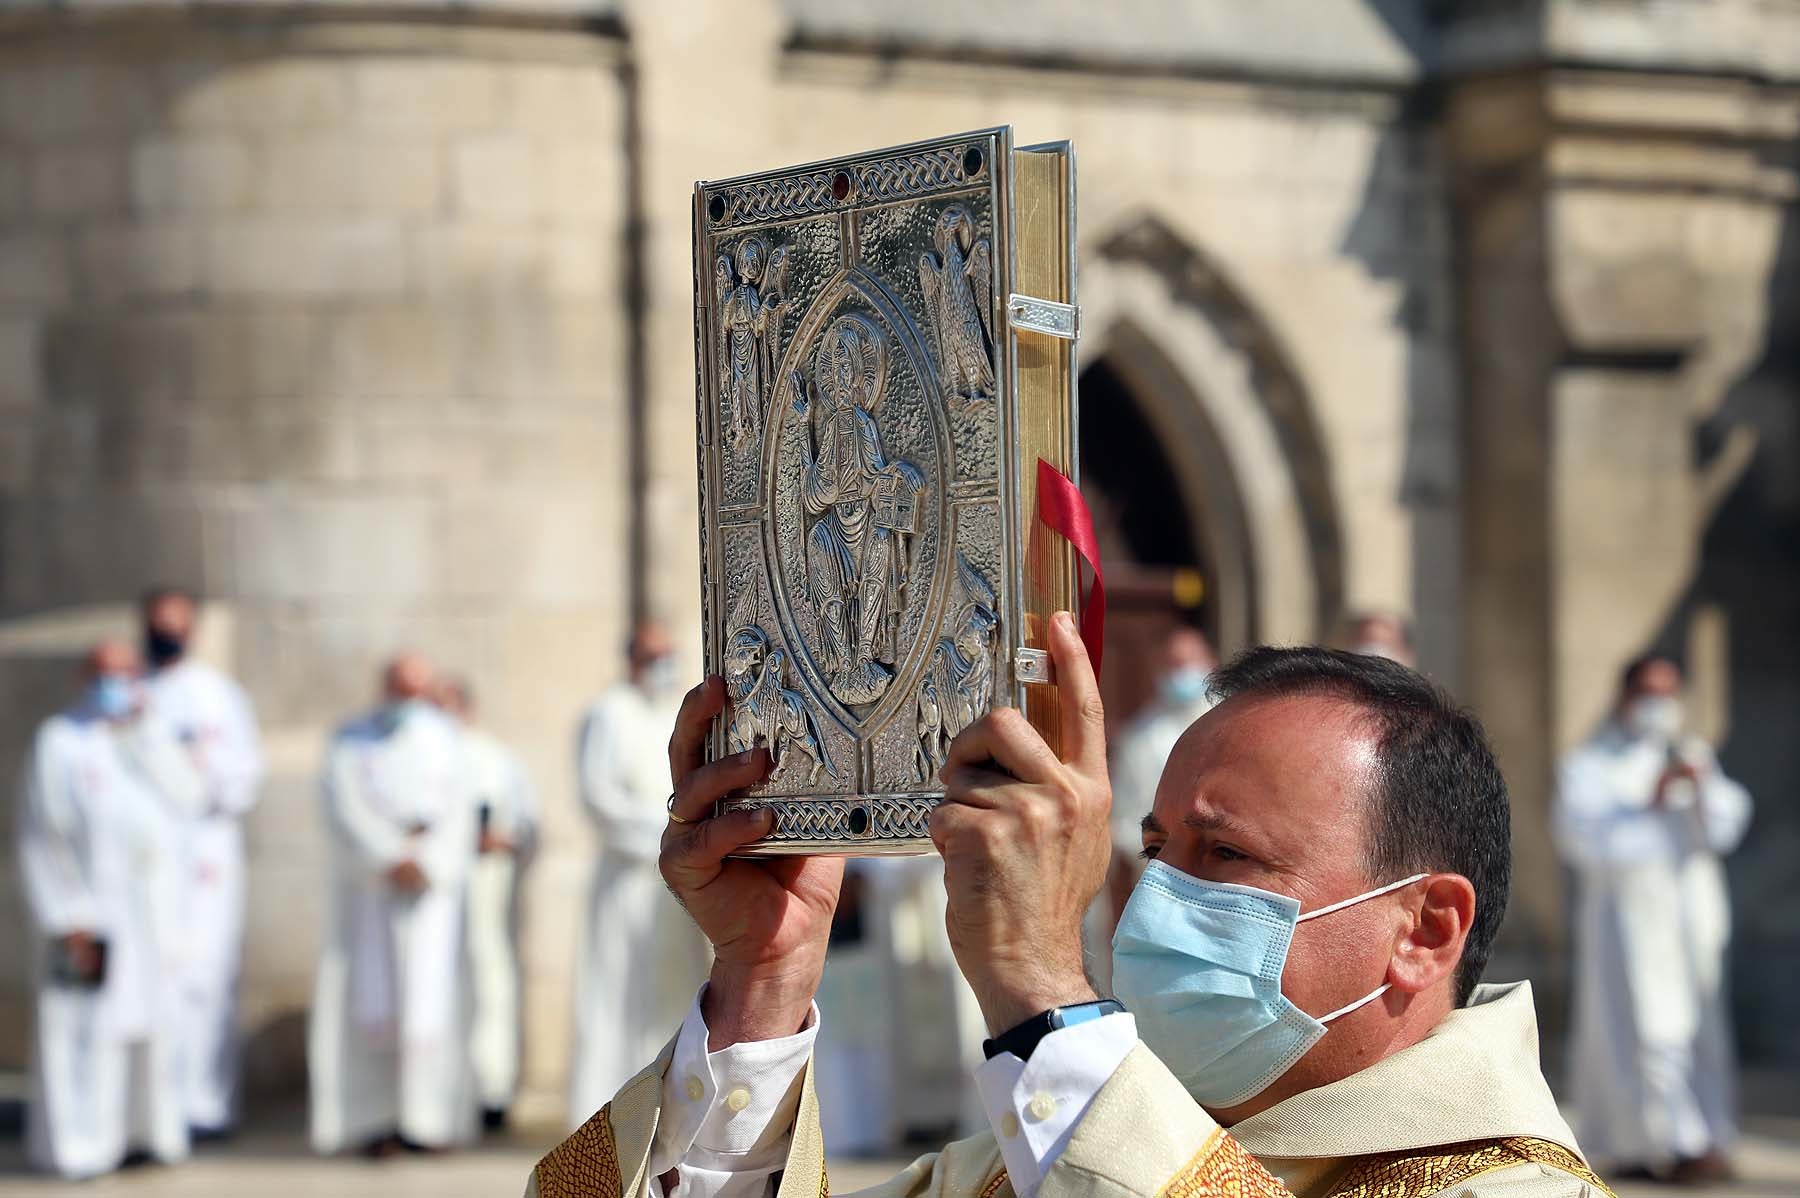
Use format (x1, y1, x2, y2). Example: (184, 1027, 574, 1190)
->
(12, 592, 1755, 1185)
(13, 589, 710, 1177)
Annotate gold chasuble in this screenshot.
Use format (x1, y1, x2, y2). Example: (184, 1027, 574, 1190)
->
(530, 983, 1614, 1198)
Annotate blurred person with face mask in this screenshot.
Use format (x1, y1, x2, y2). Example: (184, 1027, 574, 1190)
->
(17, 639, 205, 1179)
(310, 653, 478, 1157)
(1103, 626, 1217, 939)
(532, 627, 1610, 1198)
(435, 674, 538, 1132)
(1554, 656, 1751, 1183)
(568, 621, 712, 1127)
(136, 585, 265, 1139)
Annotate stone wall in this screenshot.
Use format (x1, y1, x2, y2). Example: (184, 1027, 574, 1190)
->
(1445, 38, 1800, 1051)
(0, 11, 631, 1122)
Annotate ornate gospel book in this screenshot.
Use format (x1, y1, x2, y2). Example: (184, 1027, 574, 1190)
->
(693, 127, 1081, 854)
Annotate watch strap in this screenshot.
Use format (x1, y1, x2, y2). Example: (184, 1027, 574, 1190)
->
(982, 999, 1126, 1062)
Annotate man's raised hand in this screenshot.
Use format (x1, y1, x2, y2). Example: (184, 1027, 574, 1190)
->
(930, 611, 1112, 1034)
(660, 677, 844, 1049)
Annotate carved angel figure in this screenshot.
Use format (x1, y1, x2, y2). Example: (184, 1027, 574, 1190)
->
(917, 205, 995, 408)
(915, 553, 999, 782)
(791, 313, 925, 708)
(723, 625, 836, 785)
(716, 236, 791, 455)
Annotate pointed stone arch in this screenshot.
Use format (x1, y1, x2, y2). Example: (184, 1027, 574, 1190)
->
(1080, 215, 1345, 649)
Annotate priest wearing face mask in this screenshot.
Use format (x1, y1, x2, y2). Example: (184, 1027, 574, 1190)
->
(1554, 656, 1751, 1184)
(137, 585, 266, 1140)
(570, 621, 714, 1127)
(533, 617, 1609, 1198)
(18, 640, 205, 1178)
(1104, 626, 1217, 936)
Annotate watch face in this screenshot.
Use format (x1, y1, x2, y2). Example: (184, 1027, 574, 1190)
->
(1053, 1000, 1122, 1030)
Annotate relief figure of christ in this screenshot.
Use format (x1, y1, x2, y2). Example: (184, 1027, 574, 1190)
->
(791, 312, 924, 708)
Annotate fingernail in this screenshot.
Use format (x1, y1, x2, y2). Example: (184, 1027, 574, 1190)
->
(1054, 610, 1072, 631)
(734, 749, 757, 764)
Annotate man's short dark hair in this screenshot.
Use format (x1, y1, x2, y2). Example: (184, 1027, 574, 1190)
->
(1206, 646, 1511, 1006)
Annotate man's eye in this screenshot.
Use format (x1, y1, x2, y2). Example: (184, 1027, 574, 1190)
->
(1139, 844, 1162, 862)
(1213, 845, 1247, 863)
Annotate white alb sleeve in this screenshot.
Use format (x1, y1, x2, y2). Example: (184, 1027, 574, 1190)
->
(972, 1012, 1139, 1198)
(648, 989, 820, 1198)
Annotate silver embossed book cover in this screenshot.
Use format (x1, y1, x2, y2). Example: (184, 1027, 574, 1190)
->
(693, 127, 1080, 854)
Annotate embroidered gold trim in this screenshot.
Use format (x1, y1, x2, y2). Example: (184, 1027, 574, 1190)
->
(978, 1169, 1010, 1198)
(1158, 1128, 1290, 1198)
(1323, 1136, 1615, 1198)
(535, 1103, 622, 1198)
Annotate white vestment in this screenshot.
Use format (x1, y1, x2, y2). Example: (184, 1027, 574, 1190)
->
(813, 856, 986, 1155)
(17, 703, 205, 1179)
(309, 705, 477, 1152)
(1554, 722, 1752, 1169)
(143, 658, 265, 1132)
(461, 725, 538, 1113)
(569, 683, 711, 1127)
(1108, 689, 1215, 856)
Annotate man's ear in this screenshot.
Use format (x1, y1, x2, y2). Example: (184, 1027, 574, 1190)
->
(1388, 874, 1475, 997)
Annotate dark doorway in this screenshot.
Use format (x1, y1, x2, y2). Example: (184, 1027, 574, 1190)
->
(1078, 358, 1212, 734)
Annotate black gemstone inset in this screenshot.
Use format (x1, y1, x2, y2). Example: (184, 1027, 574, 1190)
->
(831, 170, 854, 202)
(962, 146, 984, 177)
(707, 193, 727, 223)
(847, 806, 871, 836)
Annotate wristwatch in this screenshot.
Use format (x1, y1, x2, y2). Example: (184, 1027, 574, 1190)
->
(982, 999, 1127, 1062)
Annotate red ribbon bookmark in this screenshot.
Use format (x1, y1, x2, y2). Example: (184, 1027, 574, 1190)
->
(1035, 458, 1106, 675)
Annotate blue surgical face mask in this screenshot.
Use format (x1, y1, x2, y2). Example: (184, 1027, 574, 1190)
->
(1160, 667, 1211, 707)
(1111, 860, 1426, 1108)
(640, 655, 680, 699)
(378, 697, 433, 735)
(90, 676, 136, 721)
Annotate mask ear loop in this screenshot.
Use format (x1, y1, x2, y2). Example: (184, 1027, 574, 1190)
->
(1318, 981, 1393, 1025)
(1295, 873, 1430, 923)
(1299, 873, 1430, 1025)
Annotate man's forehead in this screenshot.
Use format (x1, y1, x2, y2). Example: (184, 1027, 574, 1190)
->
(149, 593, 194, 619)
(1152, 691, 1380, 828)
(1631, 660, 1683, 695)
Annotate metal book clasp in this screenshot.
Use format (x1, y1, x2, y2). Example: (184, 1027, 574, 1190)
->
(1014, 647, 1055, 685)
(1006, 294, 1079, 339)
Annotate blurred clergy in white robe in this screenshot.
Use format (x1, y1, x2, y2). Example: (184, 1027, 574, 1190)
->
(1104, 626, 1217, 930)
(437, 674, 539, 1132)
(569, 621, 710, 1126)
(17, 639, 205, 1179)
(310, 652, 477, 1157)
(138, 585, 266, 1138)
(1555, 654, 1752, 1183)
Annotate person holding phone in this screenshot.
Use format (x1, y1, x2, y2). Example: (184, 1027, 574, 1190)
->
(17, 639, 205, 1179)
(1555, 655, 1753, 1183)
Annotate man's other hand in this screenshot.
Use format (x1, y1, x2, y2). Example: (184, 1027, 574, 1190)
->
(386, 859, 428, 894)
(662, 677, 844, 1049)
(932, 611, 1111, 1034)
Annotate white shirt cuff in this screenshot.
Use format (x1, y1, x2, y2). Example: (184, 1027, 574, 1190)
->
(972, 1012, 1138, 1198)
(652, 986, 819, 1198)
